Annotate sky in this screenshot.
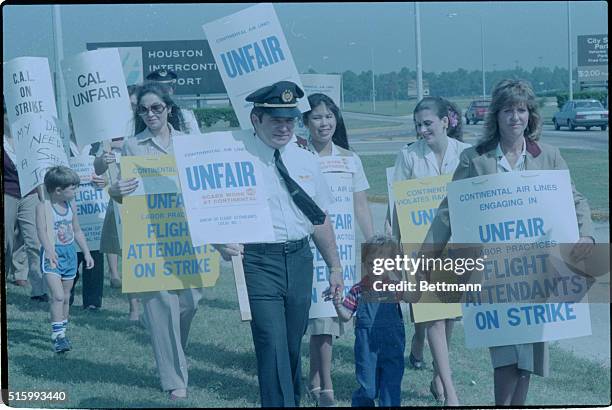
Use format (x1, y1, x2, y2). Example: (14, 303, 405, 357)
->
(2, 2, 608, 75)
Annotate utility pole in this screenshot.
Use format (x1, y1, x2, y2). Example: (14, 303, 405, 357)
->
(567, 1, 573, 100)
(52, 5, 68, 125)
(415, 2, 423, 101)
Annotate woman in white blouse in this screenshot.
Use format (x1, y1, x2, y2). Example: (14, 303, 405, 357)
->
(303, 93, 374, 407)
(391, 97, 470, 406)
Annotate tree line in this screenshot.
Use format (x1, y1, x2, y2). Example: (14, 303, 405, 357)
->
(320, 66, 578, 101)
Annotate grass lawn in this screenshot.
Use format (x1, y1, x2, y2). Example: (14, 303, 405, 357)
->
(361, 148, 609, 219)
(4, 264, 610, 407)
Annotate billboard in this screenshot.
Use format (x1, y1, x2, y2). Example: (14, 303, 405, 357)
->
(87, 40, 226, 94)
(577, 34, 608, 83)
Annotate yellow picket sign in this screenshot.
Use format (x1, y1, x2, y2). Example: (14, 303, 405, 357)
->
(120, 155, 220, 293)
(392, 174, 461, 323)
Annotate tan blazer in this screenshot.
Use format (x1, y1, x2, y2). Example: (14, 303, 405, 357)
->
(424, 140, 594, 251)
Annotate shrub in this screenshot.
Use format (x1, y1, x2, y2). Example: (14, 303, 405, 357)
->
(556, 90, 608, 109)
(192, 107, 240, 128)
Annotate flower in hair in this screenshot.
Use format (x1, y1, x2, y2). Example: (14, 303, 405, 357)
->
(448, 110, 459, 128)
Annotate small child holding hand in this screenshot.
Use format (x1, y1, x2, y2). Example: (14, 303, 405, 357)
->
(327, 235, 407, 407)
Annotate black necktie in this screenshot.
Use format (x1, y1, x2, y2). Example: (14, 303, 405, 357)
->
(274, 149, 326, 225)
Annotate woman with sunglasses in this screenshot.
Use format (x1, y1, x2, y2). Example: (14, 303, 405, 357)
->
(108, 83, 198, 400)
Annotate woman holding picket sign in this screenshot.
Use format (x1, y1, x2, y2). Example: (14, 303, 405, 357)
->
(390, 96, 470, 406)
(107, 83, 197, 401)
(302, 93, 374, 407)
(421, 79, 595, 405)
(95, 84, 141, 321)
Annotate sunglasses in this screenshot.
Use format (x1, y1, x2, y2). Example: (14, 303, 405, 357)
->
(137, 103, 167, 115)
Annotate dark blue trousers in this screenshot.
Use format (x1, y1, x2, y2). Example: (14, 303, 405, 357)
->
(69, 250, 104, 308)
(243, 239, 313, 407)
(352, 302, 405, 407)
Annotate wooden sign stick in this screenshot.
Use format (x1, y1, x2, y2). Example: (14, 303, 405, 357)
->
(37, 185, 56, 267)
(231, 255, 252, 321)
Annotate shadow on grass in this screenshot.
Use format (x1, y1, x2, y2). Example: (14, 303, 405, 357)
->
(300, 337, 434, 404)
(5, 291, 52, 313)
(189, 367, 259, 404)
(8, 328, 52, 351)
(6, 290, 131, 325)
(12, 353, 159, 388)
(198, 296, 238, 311)
(188, 341, 257, 375)
(77, 396, 187, 408)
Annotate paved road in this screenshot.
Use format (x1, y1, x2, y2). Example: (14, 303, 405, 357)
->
(347, 116, 608, 154)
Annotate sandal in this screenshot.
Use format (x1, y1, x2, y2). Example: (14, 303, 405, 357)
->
(169, 389, 187, 400)
(319, 389, 336, 407)
(430, 381, 444, 403)
(308, 386, 321, 404)
(408, 352, 424, 370)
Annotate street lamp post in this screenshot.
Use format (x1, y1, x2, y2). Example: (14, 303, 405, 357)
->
(52, 5, 68, 125)
(349, 41, 376, 112)
(341, 73, 344, 109)
(447, 11, 486, 99)
(479, 13, 486, 99)
(567, 1, 573, 100)
(415, 2, 423, 101)
(370, 47, 376, 112)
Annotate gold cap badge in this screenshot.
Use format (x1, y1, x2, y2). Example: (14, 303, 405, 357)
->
(281, 89, 293, 103)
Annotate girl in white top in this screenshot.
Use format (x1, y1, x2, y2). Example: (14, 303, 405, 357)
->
(303, 93, 374, 407)
(391, 97, 470, 406)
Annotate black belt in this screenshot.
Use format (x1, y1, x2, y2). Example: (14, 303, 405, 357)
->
(244, 237, 309, 254)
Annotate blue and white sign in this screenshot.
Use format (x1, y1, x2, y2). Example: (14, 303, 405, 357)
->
(202, 3, 309, 129)
(172, 131, 274, 245)
(301, 74, 342, 105)
(309, 156, 357, 318)
(70, 155, 109, 251)
(447, 170, 591, 348)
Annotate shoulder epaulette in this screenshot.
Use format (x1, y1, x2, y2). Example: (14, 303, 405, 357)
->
(294, 136, 315, 154)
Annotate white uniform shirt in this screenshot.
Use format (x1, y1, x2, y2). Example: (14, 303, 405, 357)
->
(495, 139, 527, 173)
(309, 142, 370, 193)
(242, 134, 333, 242)
(391, 137, 470, 240)
(392, 137, 471, 181)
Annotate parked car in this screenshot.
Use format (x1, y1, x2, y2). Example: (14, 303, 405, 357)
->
(464, 100, 491, 125)
(552, 99, 608, 131)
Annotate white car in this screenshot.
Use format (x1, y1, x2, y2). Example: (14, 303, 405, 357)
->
(552, 100, 608, 131)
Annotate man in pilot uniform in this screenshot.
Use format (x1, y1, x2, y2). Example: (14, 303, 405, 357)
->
(145, 68, 201, 134)
(215, 81, 343, 407)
